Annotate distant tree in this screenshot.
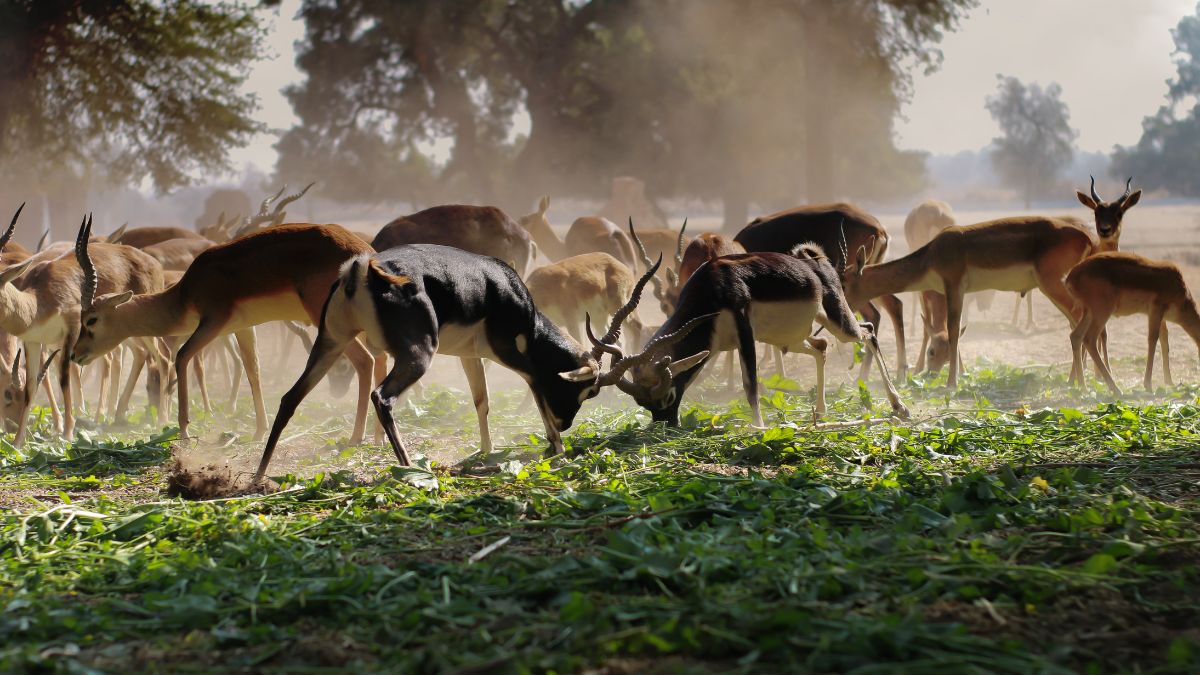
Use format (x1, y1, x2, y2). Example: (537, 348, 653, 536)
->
(985, 75, 1076, 208)
(1112, 3, 1200, 195)
(278, 0, 975, 226)
(0, 0, 266, 239)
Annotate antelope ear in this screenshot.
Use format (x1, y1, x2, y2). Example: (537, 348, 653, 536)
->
(854, 249, 866, 276)
(0, 258, 35, 285)
(1076, 191, 1098, 210)
(1120, 189, 1142, 211)
(666, 350, 709, 377)
(559, 364, 596, 382)
(538, 196, 550, 216)
(98, 290, 134, 310)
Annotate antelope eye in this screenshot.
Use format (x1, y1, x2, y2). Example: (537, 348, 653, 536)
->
(86, 317, 97, 327)
(4, 391, 11, 402)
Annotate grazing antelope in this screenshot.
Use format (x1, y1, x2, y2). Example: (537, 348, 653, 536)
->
(525, 252, 647, 352)
(618, 245, 909, 427)
(0, 214, 166, 442)
(517, 196, 638, 269)
(0, 347, 58, 433)
(254, 245, 706, 481)
(373, 205, 536, 277)
(71, 223, 378, 443)
(1065, 252, 1196, 394)
(841, 216, 1098, 388)
(734, 203, 909, 378)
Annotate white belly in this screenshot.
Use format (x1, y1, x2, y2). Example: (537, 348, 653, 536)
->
(225, 292, 308, 333)
(964, 265, 1037, 293)
(709, 299, 819, 353)
(21, 315, 69, 344)
(438, 321, 497, 360)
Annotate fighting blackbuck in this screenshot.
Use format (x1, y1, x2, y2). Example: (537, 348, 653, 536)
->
(524, 252, 648, 352)
(373, 204, 536, 277)
(517, 196, 639, 270)
(734, 203, 909, 378)
(617, 245, 908, 427)
(1065, 252, 1199, 394)
(0, 214, 166, 443)
(71, 223, 378, 443)
(842, 216, 1100, 388)
(254, 245, 708, 481)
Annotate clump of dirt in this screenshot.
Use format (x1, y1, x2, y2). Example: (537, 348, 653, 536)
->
(164, 452, 275, 500)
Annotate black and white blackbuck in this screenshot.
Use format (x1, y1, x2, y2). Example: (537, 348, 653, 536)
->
(253, 244, 709, 481)
(733, 203, 909, 378)
(617, 245, 910, 427)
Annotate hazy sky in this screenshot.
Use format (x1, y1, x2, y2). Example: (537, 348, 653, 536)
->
(228, 0, 1200, 174)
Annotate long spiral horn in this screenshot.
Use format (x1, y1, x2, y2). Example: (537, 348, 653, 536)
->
(597, 312, 717, 387)
(627, 218, 668, 301)
(75, 214, 98, 312)
(1089, 175, 1102, 203)
(0, 202, 24, 252)
(587, 250, 662, 360)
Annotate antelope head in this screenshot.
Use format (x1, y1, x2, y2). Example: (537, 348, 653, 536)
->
(0, 348, 58, 432)
(555, 253, 712, 428)
(73, 215, 133, 366)
(1076, 176, 1140, 249)
(516, 196, 555, 252)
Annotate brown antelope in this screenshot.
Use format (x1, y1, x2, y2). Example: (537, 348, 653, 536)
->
(734, 203, 909, 378)
(0, 347, 58, 434)
(253, 245, 707, 481)
(70, 223, 378, 443)
(517, 197, 639, 269)
(618, 245, 909, 427)
(113, 226, 206, 249)
(373, 205, 536, 277)
(842, 216, 1099, 388)
(141, 237, 215, 271)
(1065, 252, 1195, 394)
(524, 252, 647, 352)
(0, 214, 166, 442)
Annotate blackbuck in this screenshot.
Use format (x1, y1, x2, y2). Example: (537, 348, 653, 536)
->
(517, 196, 638, 270)
(71, 223, 378, 443)
(842, 216, 1098, 388)
(1065, 252, 1199, 394)
(373, 205, 536, 277)
(525, 252, 647, 352)
(254, 245, 706, 481)
(1076, 176, 1140, 253)
(619, 246, 909, 427)
(734, 203, 909, 377)
(0, 214, 165, 442)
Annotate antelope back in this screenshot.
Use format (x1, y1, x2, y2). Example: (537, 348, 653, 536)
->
(735, 202, 886, 271)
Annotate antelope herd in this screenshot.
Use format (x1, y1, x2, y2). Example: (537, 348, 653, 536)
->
(2, 174, 1194, 482)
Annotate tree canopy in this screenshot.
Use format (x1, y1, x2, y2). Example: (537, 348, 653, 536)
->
(985, 75, 1076, 208)
(277, 0, 976, 226)
(1111, 2, 1200, 196)
(0, 0, 266, 198)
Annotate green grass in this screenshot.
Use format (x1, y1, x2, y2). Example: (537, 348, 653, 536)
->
(1, 367, 1199, 673)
